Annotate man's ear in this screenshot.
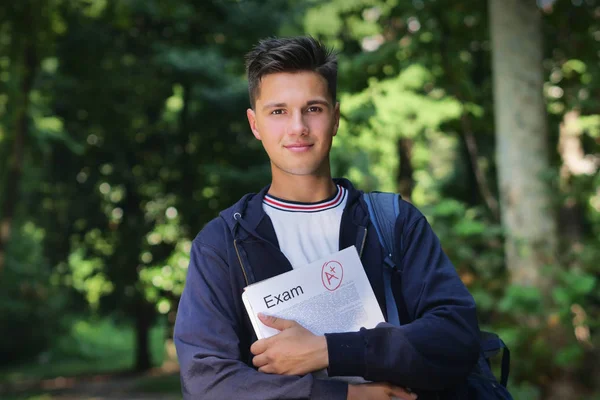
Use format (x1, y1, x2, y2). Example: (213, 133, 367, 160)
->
(247, 108, 261, 140)
(332, 102, 341, 137)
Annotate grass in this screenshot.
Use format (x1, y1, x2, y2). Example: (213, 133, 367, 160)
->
(1, 392, 54, 400)
(134, 373, 182, 394)
(0, 316, 179, 396)
(0, 374, 183, 400)
(0, 358, 132, 384)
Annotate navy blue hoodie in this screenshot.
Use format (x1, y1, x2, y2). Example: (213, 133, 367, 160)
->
(174, 178, 480, 400)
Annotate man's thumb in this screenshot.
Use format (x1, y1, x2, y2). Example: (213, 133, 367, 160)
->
(258, 313, 293, 330)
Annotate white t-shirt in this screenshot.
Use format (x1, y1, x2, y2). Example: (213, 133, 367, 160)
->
(262, 185, 348, 268)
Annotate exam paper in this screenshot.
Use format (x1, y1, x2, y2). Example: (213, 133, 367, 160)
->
(242, 246, 385, 340)
(242, 246, 404, 397)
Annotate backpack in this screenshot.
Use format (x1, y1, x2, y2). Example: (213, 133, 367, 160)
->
(364, 192, 514, 400)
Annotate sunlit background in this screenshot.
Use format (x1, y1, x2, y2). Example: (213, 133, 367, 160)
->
(0, 1, 599, 399)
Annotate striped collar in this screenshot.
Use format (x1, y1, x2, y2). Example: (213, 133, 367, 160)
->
(263, 185, 346, 213)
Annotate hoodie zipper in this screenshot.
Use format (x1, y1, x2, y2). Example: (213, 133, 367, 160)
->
(358, 226, 368, 258)
(233, 239, 249, 287)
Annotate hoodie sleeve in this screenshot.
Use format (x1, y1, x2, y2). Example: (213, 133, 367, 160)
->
(324, 202, 480, 391)
(174, 237, 348, 400)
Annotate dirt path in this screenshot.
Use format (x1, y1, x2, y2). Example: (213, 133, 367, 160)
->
(1, 364, 181, 400)
(46, 375, 180, 400)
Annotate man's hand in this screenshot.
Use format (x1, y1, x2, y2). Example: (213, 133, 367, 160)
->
(250, 314, 328, 375)
(347, 383, 417, 400)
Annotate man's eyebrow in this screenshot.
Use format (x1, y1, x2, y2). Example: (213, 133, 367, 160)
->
(262, 99, 331, 111)
(306, 99, 331, 107)
(262, 102, 287, 111)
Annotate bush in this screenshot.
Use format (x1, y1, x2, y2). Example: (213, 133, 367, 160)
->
(0, 221, 66, 365)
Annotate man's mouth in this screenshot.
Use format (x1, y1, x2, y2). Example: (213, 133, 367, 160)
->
(284, 144, 313, 152)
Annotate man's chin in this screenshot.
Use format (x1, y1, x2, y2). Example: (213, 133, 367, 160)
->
(273, 166, 324, 177)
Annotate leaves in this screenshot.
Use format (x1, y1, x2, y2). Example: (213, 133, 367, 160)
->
(0, 0, 598, 394)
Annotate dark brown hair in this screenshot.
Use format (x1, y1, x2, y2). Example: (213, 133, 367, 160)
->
(245, 36, 338, 109)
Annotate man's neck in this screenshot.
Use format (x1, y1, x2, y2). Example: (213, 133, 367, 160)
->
(268, 175, 337, 203)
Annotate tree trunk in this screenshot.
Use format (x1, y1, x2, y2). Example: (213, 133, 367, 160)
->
(397, 138, 414, 201)
(489, 0, 557, 290)
(0, 35, 38, 274)
(124, 184, 154, 372)
(134, 298, 153, 372)
(460, 115, 500, 220)
(489, 1, 579, 398)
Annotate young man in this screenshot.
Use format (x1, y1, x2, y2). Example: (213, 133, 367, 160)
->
(174, 36, 480, 400)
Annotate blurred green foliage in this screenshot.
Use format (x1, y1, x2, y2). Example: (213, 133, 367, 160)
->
(0, 221, 66, 363)
(0, 317, 167, 383)
(0, 0, 599, 398)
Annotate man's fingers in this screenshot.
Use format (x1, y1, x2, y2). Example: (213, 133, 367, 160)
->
(252, 353, 269, 368)
(250, 338, 268, 355)
(389, 385, 418, 400)
(258, 313, 295, 330)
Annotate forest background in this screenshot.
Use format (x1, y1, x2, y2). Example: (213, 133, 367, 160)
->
(0, 1, 599, 399)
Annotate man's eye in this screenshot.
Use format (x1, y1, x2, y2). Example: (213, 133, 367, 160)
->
(307, 106, 322, 113)
(271, 109, 285, 115)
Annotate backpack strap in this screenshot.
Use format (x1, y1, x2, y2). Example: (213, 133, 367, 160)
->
(363, 192, 403, 326)
(480, 331, 511, 387)
(366, 193, 513, 392)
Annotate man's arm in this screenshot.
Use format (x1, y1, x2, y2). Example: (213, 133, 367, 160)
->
(174, 238, 347, 400)
(250, 315, 418, 400)
(325, 202, 480, 391)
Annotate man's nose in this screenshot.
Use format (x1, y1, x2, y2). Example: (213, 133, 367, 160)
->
(287, 111, 308, 136)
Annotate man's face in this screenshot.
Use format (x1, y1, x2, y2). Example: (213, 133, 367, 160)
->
(246, 71, 340, 180)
